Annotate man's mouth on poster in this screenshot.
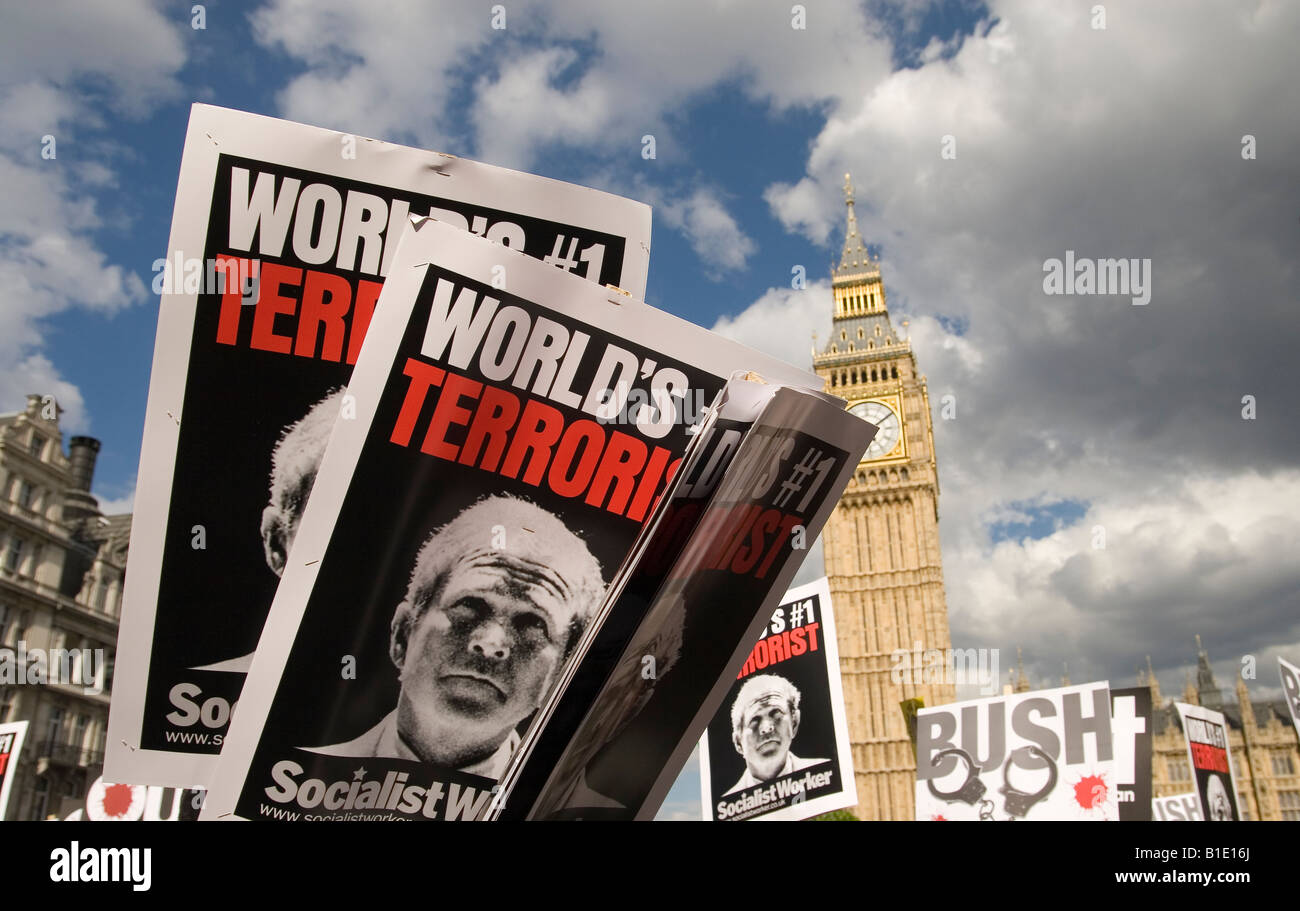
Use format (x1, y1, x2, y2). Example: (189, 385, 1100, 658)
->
(440, 670, 508, 710)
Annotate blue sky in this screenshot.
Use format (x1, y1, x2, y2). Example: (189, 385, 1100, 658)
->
(19, 0, 986, 506)
(4, 1, 1299, 818)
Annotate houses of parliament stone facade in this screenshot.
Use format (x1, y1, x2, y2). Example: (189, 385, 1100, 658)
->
(814, 177, 955, 821)
(1010, 640, 1300, 821)
(1148, 640, 1300, 821)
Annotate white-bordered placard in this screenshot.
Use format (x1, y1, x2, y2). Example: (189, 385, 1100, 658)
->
(107, 103, 654, 789)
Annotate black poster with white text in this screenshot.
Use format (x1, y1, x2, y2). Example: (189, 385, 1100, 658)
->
(1110, 686, 1152, 821)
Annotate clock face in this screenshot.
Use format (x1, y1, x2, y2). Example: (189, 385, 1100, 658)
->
(848, 400, 902, 460)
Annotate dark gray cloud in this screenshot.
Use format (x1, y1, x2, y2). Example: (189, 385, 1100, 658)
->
(757, 1, 1300, 694)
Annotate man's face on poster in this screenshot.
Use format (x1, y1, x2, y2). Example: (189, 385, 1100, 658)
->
(261, 390, 341, 578)
(393, 555, 583, 766)
(1207, 775, 1233, 821)
(736, 694, 798, 781)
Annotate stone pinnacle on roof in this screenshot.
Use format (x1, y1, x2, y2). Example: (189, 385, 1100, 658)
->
(835, 172, 879, 280)
(1194, 634, 1223, 712)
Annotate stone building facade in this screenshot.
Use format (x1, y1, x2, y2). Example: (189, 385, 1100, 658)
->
(0, 394, 128, 820)
(1147, 640, 1300, 821)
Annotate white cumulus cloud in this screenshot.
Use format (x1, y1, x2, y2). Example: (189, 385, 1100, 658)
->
(0, 0, 186, 430)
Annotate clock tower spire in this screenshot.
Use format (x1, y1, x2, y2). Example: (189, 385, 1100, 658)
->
(814, 175, 955, 820)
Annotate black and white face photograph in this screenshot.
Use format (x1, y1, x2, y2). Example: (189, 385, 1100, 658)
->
(706, 642, 840, 806)
(1205, 773, 1234, 822)
(726, 674, 826, 793)
(310, 495, 606, 778)
(261, 389, 345, 580)
(191, 388, 347, 676)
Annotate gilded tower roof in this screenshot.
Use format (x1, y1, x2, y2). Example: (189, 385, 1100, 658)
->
(833, 173, 880, 284)
(817, 174, 899, 359)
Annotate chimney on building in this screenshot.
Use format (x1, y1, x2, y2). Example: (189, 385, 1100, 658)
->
(63, 436, 103, 522)
(68, 436, 100, 491)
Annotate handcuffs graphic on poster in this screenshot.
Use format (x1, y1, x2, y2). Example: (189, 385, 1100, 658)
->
(926, 745, 1057, 820)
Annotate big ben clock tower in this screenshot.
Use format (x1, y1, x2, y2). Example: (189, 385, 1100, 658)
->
(814, 175, 955, 821)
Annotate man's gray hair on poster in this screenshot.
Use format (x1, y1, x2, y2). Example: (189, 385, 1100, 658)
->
(730, 674, 801, 735)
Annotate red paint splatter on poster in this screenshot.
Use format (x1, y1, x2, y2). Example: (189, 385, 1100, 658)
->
(101, 782, 135, 817)
(1074, 774, 1107, 809)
